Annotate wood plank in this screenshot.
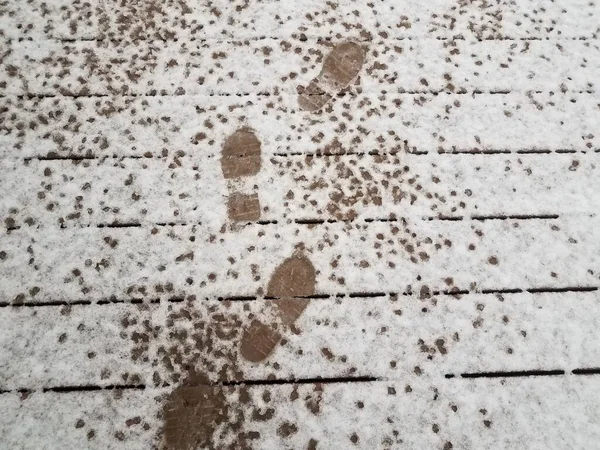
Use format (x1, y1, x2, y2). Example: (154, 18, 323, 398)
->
(2, 92, 598, 158)
(4, 0, 596, 40)
(0, 1, 105, 40)
(419, 0, 600, 40)
(99, 0, 600, 40)
(2, 292, 599, 387)
(1, 153, 598, 229)
(1, 378, 599, 449)
(263, 291, 600, 380)
(0, 389, 160, 450)
(212, 377, 600, 450)
(1, 216, 598, 303)
(3, 39, 598, 96)
(0, 303, 151, 389)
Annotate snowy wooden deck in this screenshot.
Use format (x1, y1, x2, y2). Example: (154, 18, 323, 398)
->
(1, 1, 600, 449)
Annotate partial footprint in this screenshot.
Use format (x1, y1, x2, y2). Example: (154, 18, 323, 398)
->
(163, 386, 226, 450)
(221, 128, 262, 222)
(298, 41, 365, 112)
(240, 251, 316, 362)
(163, 373, 228, 449)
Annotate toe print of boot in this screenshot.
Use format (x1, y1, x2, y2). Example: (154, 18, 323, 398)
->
(240, 251, 316, 362)
(221, 127, 262, 223)
(298, 41, 365, 112)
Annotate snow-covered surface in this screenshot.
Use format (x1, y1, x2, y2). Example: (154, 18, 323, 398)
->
(2, 378, 600, 450)
(2, 93, 600, 160)
(2, 292, 600, 389)
(1, 0, 600, 449)
(2, 153, 599, 227)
